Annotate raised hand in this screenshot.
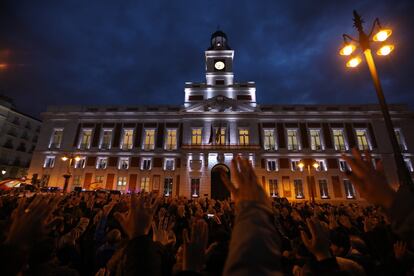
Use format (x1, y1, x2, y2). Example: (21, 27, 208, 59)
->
(220, 156, 270, 207)
(342, 148, 396, 209)
(152, 217, 176, 245)
(300, 217, 331, 261)
(114, 193, 160, 239)
(393, 241, 407, 260)
(182, 219, 208, 272)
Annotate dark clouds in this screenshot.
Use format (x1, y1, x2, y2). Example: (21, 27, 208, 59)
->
(0, 0, 413, 117)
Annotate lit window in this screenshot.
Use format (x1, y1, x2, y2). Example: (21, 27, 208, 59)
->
(165, 129, 177, 150)
(309, 129, 323, 151)
(315, 159, 327, 171)
(405, 158, 413, 172)
(164, 158, 175, 171)
(49, 128, 63, 149)
(95, 175, 104, 183)
(100, 129, 112, 149)
(344, 179, 356, 199)
(339, 159, 351, 172)
(96, 157, 108, 169)
(78, 129, 92, 149)
(239, 129, 249, 145)
(191, 128, 202, 145)
(140, 177, 150, 192)
(118, 157, 129, 170)
(73, 175, 81, 187)
(269, 179, 278, 197)
(267, 159, 278, 171)
(215, 128, 226, 145)
(117, 176, 127, 191)
(141, 158, 152, 170)
(287, 129, 300, 151)
(356, 129, 371, 151)
(290, 159, 303, 172)
(143, 129, 155, 150)
(333, 129, 347, 151)
(43, 156, 55, 168)
(318, 179, 329, 199)
(395, 129, 407, 151)
(191, 178, 200, 197)
(294, 179, 304, 199)
(263, 129, 276, 150)
(121, 129, 134, 150)
(74, 157, 86, 169)
(164, 177, 173, 196)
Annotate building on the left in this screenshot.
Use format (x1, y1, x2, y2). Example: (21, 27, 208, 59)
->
(0, 95, 42, 179)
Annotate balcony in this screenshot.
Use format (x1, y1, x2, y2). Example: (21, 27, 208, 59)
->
(143, 144, 154, 151)
(49, 143, 61, 149)
(181, 144, 261, 150)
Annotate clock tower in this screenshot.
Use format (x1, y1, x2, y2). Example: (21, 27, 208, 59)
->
(205, 30, 234, 86)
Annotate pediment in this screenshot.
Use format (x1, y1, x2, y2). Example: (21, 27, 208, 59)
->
(184, 96, 256, 113)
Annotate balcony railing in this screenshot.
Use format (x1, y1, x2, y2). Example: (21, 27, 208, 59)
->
(49, 143, 61, 149)
(181, 144, 261, 150)
(79, 143, 90, 149)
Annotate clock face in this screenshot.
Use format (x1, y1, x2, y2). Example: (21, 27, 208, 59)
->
(214, 61, 225, 70)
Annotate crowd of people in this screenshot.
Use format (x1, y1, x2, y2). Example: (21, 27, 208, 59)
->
(0, 148, 413, 275)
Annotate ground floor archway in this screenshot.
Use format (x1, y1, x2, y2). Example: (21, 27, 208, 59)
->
(211, 164, 231, 200)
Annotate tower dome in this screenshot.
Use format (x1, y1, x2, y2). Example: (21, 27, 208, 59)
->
(208, 30, 231, 50)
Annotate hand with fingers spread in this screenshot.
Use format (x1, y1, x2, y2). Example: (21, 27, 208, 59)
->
(393, 241, 407, 260)
(182, 219, 208, 272)
(220, 156, 270, 207)
(114, 193, 160, 239)
(342, 148, 396, 209)
(152, 217, 176, 245)
(300, 217, 331, 261)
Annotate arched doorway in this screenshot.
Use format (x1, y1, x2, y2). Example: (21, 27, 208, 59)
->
(211, 164, 231, 200)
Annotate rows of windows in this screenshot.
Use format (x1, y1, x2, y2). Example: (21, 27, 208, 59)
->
(266, 178, 356, 199)
(49, 125, 408, 151)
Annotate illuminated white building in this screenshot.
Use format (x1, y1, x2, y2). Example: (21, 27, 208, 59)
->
(28, 31, 414, 201)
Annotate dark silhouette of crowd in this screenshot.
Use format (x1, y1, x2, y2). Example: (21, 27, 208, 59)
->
(0, 148, 413, 275)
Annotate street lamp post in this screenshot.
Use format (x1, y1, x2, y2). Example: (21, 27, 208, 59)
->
(61, 154, 81, 193)
(0, 169, 6, 180)
(298, 159, 319, 204)
(339, 11, 414, 190)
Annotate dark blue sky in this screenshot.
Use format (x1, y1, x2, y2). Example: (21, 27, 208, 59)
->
(1, 0, 413, 117)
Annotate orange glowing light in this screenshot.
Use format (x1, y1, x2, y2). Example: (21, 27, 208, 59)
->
(373, 29, 392, 42)
(339, 44, 356, 56)
(346, 57, 362, 68)
(377, 45, 394, 56)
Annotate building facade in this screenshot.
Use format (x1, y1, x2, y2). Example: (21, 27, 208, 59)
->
(0, 95, 42, 179)
(28, 31, 414, 202)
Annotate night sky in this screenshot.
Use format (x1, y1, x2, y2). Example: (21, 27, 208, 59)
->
(1, 0, 413, 118)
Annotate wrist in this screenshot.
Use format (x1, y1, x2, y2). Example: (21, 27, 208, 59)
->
(314, 250, 332, 261)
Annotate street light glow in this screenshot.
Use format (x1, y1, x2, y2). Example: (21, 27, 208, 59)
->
(1, 170, 6, 175)
(373, 29, 392, 42)
(339, 44, 356, 56)
(298, 162, 305, 170)
(61, 156, 69, 161)
(74, 156, 81, 162)
(346, 57, 362, 68)
(377, 45, 394, 56)
(0, 64, 7, 70)
(312, 162, 319, 169)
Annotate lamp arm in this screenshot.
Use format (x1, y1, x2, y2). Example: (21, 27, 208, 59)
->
(342, 34, 358, 43)
(368, 18, 381, 38)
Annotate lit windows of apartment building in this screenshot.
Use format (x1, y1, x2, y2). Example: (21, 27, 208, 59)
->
(73, 175, 82, 187)
(43, 156, 55, 168)
(294, 179, 304, 199)
(100, 129, 113, 149)
(191, 178, 200, 197)
(78, 129, 92, 149)
(268, 179, 278, 197)
(95, 175, 104, 184)
(140, 177, 150, 192)
(339, 159, 351, 172)
(164, 158, 175, 171)
(263, 129, 276, 150)
(215, 128, 226, 145)
(238, 129, 249, 145)
(191, 128, 202, 145)
(143, 129, 155, 150)
(333, 129, 347, 151)
(117, 176, 127, 191)
(287, 129, 300, 151)
(356, 129, 371, 151)
(318, 179, 329, 199)
(394, 129, 407, 151)
(309, 129, 323, 151)
(49, 128, 63, 149)
(74, 157, 86, 169)
(141, 158, 152, 170)
(118, 157, 129, 170)
(266, 159, 278, 171)
(165, 129, 177, 150)
(344, 179, 356, 199)
(164, 177, 173, 196)
(121, 129, 134, 150)
(315, 159, 327, 172)
(96, 157, 108, 169)
(290, 159, 303, 172)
